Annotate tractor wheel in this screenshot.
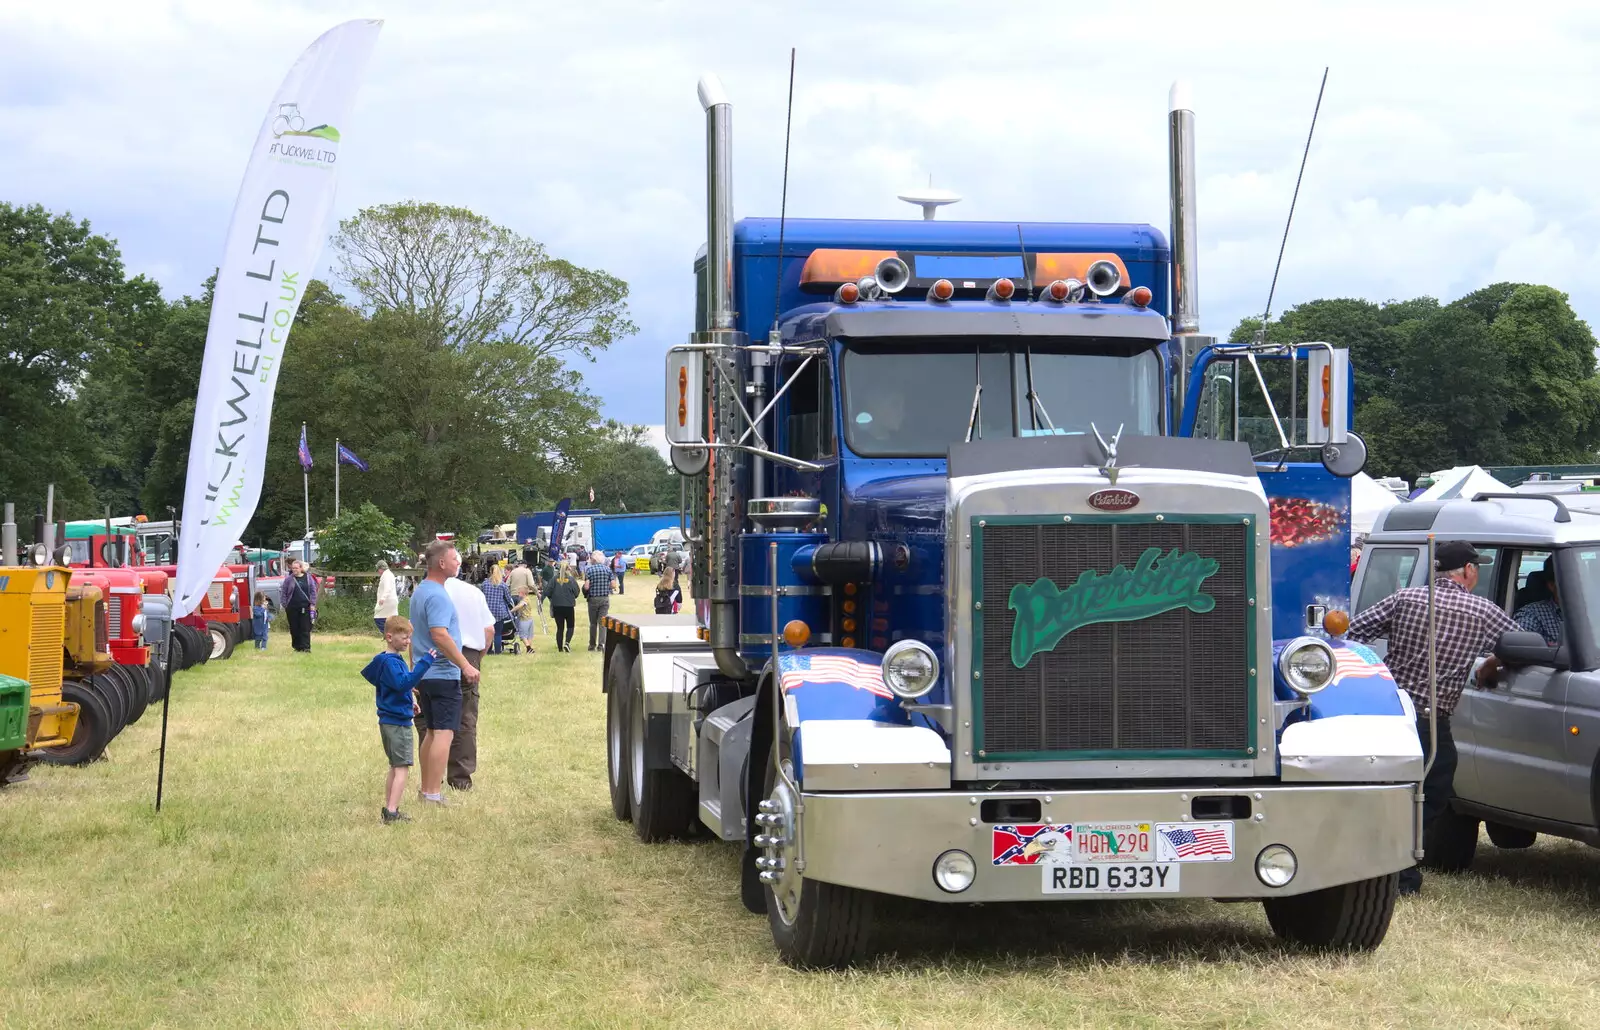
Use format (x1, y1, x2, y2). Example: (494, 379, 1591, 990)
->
(1422, 805, 1479, 873)
(41, 679, 114, 765)
(1263, 872, 1399, 951)
(1486, 821, 1538, 850)
(761, 733, 875, 967)
(169, 629, 191, 672)
(84, 671, 129, 738)
(112, 664, 148, 728)
(630, 657, 696, 842)
(606, 647, 634, 822)
(206, 622, 235, 661)
(182, 624, 210, 666)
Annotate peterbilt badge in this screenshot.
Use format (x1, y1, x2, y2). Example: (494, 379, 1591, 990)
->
(1087, 488, 1140, 512)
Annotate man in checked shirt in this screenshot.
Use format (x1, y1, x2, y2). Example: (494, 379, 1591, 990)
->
(1347, 540, 1517, 895)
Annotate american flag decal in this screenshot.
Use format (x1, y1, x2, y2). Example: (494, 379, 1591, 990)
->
(1156, 822, 1234, 861)
(778, 652, 892, 698)
(1330, 642, 1394, 687)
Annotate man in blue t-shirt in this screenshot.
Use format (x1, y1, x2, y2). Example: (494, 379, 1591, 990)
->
(410, 540, 480, 805)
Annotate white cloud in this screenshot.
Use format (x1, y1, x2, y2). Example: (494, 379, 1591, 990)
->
(4, 0, 1600, 423)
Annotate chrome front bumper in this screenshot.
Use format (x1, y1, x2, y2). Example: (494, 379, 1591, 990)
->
(799, 783, 1415, 903)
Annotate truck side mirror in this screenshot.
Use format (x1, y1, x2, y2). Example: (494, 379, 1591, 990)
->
(664, 349, 710, 476)
(1306, 346, 1349, 445)
(1494, 630, 1566, 670)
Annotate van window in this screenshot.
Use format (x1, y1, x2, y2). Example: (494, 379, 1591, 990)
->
(1355, 547, 1421, 612)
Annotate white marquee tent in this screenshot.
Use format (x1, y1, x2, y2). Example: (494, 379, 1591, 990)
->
(1351, 472, 1401, 536)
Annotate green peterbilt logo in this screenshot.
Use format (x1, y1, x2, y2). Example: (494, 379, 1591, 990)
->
(1007, 547, 1221, 668)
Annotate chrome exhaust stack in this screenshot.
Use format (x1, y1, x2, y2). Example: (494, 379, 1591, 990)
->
(1168, 81, 1211, 411)
(697, 74, 749, 680)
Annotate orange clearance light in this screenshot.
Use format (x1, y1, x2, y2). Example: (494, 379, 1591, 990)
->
(1127, 285, 1153, 307)
(843, 582, 857, 596)
(783, 620, 811, 647)
(842, 618, 857, 632)
(989, 277, 1016, 301)
(835, 281, 860, 304)
(928, 278, 955, 302)
(842, 599, 857, 615)
(1322, 610, 1351, 637)
(677, 366, 688, 426)
(1045, 279, 1070, 302)
(1321, 365, 1332, 428)
(841, 636, 857, 648)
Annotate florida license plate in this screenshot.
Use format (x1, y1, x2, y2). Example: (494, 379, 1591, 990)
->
(1042, 862, 1180, 894)
(1071, 821, 1154, 862)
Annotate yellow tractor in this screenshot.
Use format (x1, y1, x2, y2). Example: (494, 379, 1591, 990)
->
(0, 566, 80, 782)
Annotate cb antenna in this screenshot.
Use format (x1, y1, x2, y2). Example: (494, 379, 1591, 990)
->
(1258, 66, 1329, 334)
(770, 47, 796, 339)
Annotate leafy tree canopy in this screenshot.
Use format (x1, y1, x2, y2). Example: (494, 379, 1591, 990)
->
(313, 501, 413, 571)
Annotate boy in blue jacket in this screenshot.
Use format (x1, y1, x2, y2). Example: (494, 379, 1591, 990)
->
(361, 615, 438, 824)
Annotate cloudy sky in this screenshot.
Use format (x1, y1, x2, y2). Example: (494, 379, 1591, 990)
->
(4, 0, 1599, 428)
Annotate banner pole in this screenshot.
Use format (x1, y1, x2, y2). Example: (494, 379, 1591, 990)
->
(155, 620, 174, 811)
(335, 437, 341, 518)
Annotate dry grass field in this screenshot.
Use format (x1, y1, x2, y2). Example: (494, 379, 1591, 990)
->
(6, 585, 1600, 1028)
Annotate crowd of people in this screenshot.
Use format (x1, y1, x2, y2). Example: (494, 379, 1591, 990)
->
(350, 540, 686, 823)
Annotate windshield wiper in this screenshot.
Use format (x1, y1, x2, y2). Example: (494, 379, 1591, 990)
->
(964, 348, 984, 442)
(1023, 347, 1057, 433)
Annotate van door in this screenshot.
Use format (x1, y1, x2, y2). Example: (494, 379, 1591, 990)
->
(1457, 548, 1571, 821)
(1350, 545, 1424, 662)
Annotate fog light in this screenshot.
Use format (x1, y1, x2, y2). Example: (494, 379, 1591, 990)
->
(1256, 844, 1297, 887)
(933, 849, 976, 893)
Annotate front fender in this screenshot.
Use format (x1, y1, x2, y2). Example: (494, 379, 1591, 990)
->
(1274, 640, 1421, 782)
(777, 647, 950, 791)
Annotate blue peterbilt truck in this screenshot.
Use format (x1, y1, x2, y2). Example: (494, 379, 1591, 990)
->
(601, 75, 1422, 966)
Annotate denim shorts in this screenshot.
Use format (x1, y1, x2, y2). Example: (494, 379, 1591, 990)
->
(379, 723, 414, 767)
(418, 678, 463, 733)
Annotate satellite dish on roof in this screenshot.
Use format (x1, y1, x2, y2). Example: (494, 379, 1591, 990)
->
(897, 186, 961, 220)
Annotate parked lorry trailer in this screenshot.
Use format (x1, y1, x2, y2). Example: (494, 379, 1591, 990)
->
(599, 76, 1422, 967)
(592, 511, 681, 555)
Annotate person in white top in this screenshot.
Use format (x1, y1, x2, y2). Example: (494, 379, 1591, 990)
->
(442, 573, 495, 791)
(373, 559, 399, 632)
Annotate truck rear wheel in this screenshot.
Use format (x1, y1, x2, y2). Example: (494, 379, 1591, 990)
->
(630, 658, 696, 841)
(760, 735, 874, 968)
(1422, 806, 1478, 872)
(1485, 821, 1537, 849)
(207, 622, 235, 661)
(1262, 872, 1398, 951)
(605, 649, 634, 822)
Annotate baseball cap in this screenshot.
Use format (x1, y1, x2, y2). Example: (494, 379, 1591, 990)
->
(1435, 541, 1487, 572)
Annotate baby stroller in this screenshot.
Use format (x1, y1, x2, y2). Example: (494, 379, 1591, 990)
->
(497, 616, 522, 655)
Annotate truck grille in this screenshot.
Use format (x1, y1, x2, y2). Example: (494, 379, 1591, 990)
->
(974, 517, 1253, 758)
(107, 596, 123, 635)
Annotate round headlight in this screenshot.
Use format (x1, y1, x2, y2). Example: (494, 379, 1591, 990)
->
(933, 849, 976, 893)
(1256, 844, 1297, 888)
(28, 542, 48, 566)
(881, 640, 940, 700)
(1278, 636, 1335, 695)
(131, 613, 146, 636)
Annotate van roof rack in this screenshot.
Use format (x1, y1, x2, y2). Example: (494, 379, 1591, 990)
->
(1470, 492, 1572, 523)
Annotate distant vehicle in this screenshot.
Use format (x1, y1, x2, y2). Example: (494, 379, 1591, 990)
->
(1357, 493, 1600, 872)
(626, 544, 654, 572)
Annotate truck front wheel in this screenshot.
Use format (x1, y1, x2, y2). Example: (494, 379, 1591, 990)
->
(605, 649, 634, 822)
(1262, 872, 1398, 951)
(760, 739, 874, 968)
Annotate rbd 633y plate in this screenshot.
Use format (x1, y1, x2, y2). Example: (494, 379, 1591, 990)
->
(1043, 862, 1180, 894)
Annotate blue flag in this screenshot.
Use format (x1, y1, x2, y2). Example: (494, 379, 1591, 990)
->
(337, 443, 370, 471)
(298, 424, 313, 470)
(548, 497, 573, 560)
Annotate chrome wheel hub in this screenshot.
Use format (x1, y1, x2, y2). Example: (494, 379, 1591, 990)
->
(757, 761, 802, 925)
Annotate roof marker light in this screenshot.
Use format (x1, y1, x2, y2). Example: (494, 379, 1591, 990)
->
(1126, 285, 1153, 308)
(987, 277, 1016, 302)
(1044, 279, 1070, 302)
(834, 281, 860, 304)
(927, 278, 955, 302)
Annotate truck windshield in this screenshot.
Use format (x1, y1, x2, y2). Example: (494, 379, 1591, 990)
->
(840, 338, 1163, 457)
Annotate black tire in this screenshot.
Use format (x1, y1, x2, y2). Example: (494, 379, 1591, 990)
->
(40, 679, 113, 766)
(169, 629, 192, 672)
(761, 728, 874, 968)
(206, 622, 235, 661)
(113, 664, 148, 727)
(1422, 806, 1479, 872)
(84, 670, 129, 737)
(1263, 872, 1399, 951)
(629, 658, 696, 842)
(1486, 821, 1538, 850)
(183, 624, 210, 666)
(606, 648, 634, 822)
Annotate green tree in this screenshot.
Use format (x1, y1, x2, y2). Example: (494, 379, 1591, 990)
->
(0, 203, 152, 515)
(1485, 285, 1600, 463)
(559, 422, 678, 515)
(331, 201, 637, 359)
(313, 501, 413, 571)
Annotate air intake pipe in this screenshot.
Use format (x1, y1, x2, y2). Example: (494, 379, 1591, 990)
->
(698, 74, 749, 681)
